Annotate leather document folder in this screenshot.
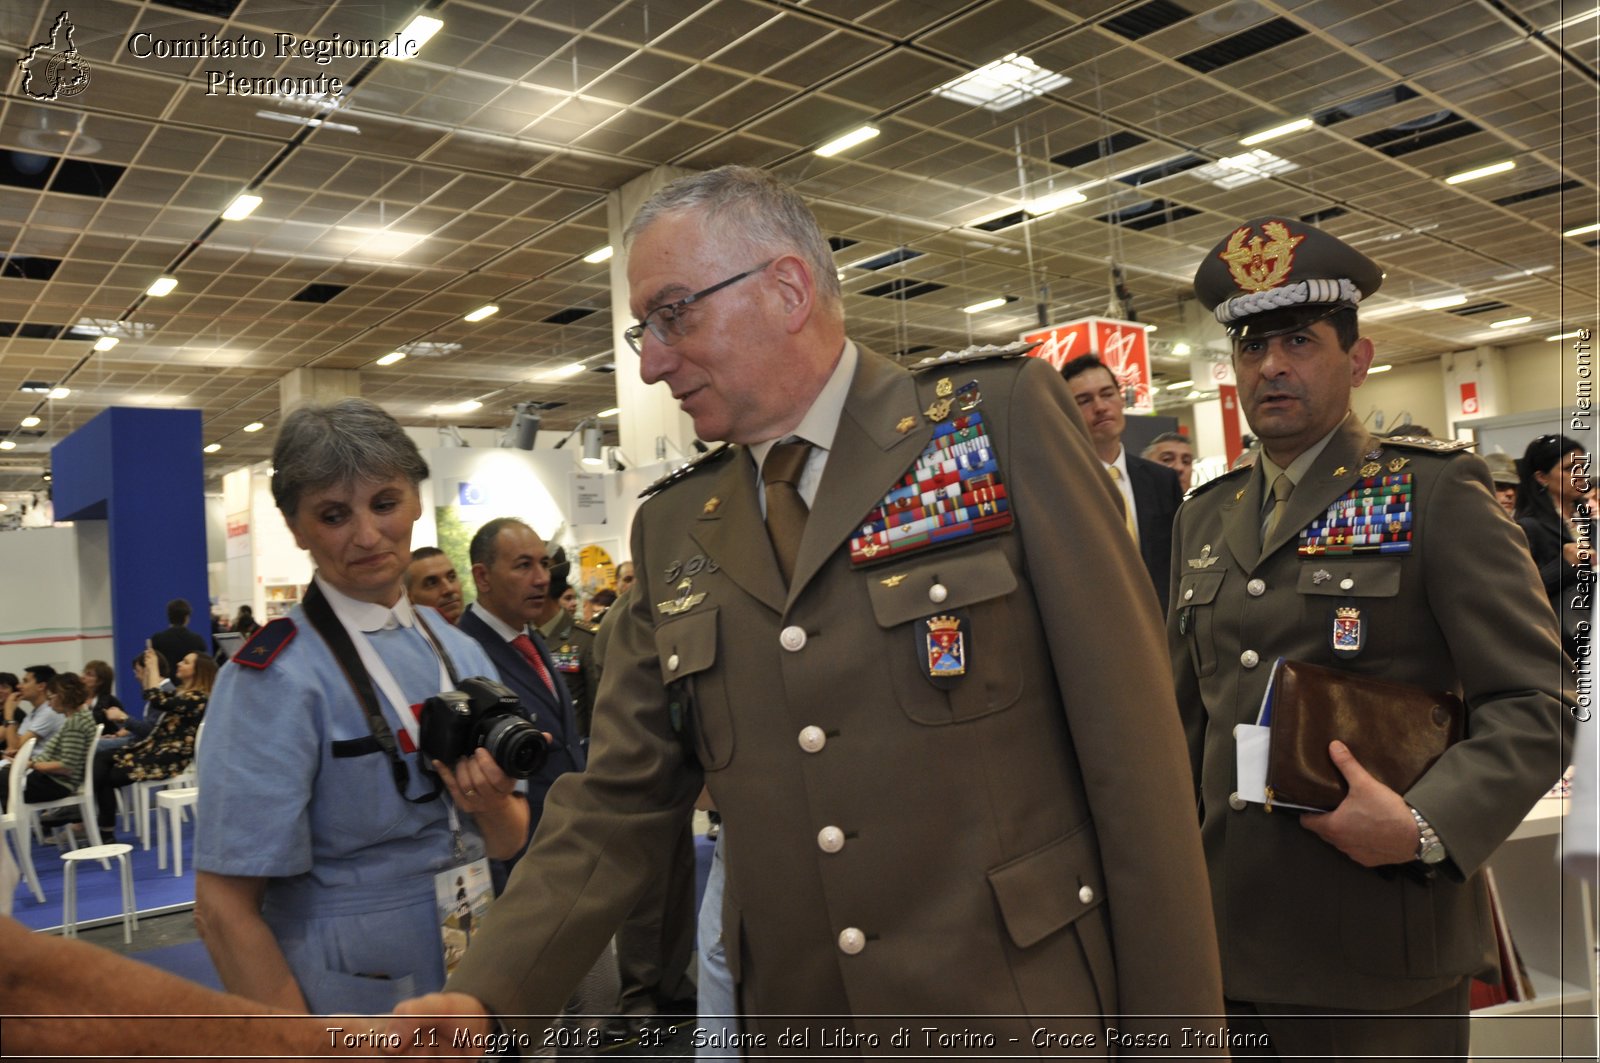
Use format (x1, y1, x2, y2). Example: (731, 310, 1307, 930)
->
(1263, 658, 1464, 812)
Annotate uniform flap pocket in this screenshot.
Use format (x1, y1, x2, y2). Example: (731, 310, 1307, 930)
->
(987, 823, 1104, 949)
(1298, 559, 1402, 597)
(866, 548, 1017, 629)
(1177, 570, 1226, 608)
(653, 606, 718, 685)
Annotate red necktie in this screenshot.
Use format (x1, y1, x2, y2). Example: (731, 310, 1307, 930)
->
(511, 634, 557, 696)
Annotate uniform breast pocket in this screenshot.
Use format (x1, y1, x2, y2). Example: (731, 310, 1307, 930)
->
(865, 546, 1023, 725)
(654, 607, 734, 771)
(1297, 560, 1402, 669)
(1176, 571, 1226, 678)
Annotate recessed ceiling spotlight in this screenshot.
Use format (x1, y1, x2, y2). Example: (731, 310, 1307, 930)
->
(814, 125, 880, 158)
(0, 441, 15, 451)
(1444, 160, 1515, 185)
(20, 416, 40, 428)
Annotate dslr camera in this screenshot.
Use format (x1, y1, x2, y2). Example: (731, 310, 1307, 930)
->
(418, 676, 546, 779)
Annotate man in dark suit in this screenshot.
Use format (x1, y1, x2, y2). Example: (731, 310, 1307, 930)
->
(455, 518, 585, 829)
(1062, 355, 1183, 611)
(396, 166, 1222, 1052)
(1172, 216, 1574, 1058)
(150, 598, 208, 669)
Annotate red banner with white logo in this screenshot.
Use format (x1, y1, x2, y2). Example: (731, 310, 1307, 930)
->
(1022, 317, 1153, 413)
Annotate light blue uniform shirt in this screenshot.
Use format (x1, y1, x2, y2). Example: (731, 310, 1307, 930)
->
(196, 580, 500, 1013)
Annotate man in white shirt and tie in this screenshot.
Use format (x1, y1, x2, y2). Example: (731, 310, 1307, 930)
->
(1061, 354, 1184, 612)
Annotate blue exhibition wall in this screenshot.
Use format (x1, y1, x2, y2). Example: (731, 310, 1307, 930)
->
(52, 407, 210, 705)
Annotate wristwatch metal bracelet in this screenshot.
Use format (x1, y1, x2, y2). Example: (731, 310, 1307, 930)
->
(1409, 805, 1447, 865)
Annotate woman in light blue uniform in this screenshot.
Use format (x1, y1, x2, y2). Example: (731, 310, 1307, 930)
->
(194, 398, 530, 1014)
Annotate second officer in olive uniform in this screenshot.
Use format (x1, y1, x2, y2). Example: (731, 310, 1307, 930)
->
(1171, 216, 1575, 1058)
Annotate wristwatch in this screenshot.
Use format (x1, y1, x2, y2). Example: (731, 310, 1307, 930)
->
(1409, 805, 1447, 865)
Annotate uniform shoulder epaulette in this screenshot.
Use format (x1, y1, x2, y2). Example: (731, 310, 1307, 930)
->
(638, 443, 736, 499)
(574, 618, 600, 634)
(1380, 435, 1475, 454)
(911, 340, 1042, 372)
(232, 617, 295, 670)
(1189, 464, 1252, 498)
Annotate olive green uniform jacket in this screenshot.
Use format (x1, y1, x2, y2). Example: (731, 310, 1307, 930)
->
(1169, 414, 1575, 1010)
(450, 347, 1224, 1050)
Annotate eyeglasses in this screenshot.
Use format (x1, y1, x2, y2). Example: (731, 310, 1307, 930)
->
(623, 260, 772, 353)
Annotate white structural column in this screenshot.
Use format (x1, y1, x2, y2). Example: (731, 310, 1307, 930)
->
(606, 166, 700, 468)
(279, 368, 361, 411)
(1440, 345, 1508, 437)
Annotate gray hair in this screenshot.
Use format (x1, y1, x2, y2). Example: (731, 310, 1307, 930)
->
(1142, 432, 1190, 458)
(270, 398, 429, 518)
(469, 516, 535, 568)
(624, 166, 843, 316)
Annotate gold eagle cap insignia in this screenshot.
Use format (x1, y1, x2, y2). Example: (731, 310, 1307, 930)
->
(1219, 221, 1306, 294)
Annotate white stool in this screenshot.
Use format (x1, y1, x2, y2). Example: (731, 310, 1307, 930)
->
(61, 843, 138, 944)
(155, 786, 198, 876)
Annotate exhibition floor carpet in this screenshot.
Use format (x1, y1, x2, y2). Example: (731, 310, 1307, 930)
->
(9, 822, 195, 933)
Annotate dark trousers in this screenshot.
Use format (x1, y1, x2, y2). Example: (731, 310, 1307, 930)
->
(92, 749, 140, 828)
(0, 763, 74, 811)
(1226, 980, 1470, 1062)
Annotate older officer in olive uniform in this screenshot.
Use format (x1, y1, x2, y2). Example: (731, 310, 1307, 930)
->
(1171, 217, 1575, 1058)
(396, 166, 1223, 1053)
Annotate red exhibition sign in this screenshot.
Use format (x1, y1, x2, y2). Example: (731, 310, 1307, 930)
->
(1022, 317, 1153, 413)
(1459, 380, 1480, 416)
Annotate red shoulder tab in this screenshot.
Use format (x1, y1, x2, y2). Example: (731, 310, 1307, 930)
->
(233, 617, 296, 670)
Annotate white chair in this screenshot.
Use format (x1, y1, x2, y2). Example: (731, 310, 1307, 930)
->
(1, 736, 45, 903)
(154, 721, 204, 876)
(24, 723, 105, 853)
(61, 843, 137, 942)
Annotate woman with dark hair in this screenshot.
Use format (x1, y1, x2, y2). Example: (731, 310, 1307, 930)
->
(82, 659, 125, 731)
(93, 649, 215, 835)
(193, 397, 527, 1014)
(0, 672, 96, 811)
(1515, 433, 1595, 658)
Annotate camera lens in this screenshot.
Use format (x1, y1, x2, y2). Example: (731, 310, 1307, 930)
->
(479, 713, 546, 779)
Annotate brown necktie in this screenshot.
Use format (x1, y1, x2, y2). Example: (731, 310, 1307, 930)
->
(1262, 472, 1294, 542)
(1107, 465, 1138, 543)
(763, 440, 812, 584)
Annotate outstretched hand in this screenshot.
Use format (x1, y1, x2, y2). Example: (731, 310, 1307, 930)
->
(1299, 740, 1421, 867)
(382, 993, 494, 1056)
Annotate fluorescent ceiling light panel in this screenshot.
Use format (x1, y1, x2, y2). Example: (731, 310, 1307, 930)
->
(222, 194, 263, 220)
(1167, 380, 1194, 391)
(552, 362, 586, 377)
(1367, 364, 1393, 374)
(1564, 222, 1600, 238)
(1193, 150, 1299, 190)
(48, 387, 70, 399)
(146, 276, 178, 297)
(203, 443, 221, 453)
(1172, 343, 1192, 356)
(92, 336, 119, 351)
(255, 111, 362, 135)
(1444, 160, 1515, 185)
(1549, 331, 1586, 341)
(597, 407, 620, 418)
(814, 125, 879, 158)
(375, 352, 406, 366)
(1490, 316, 1532, 328)
(932, 54, 1069, 112)
(1492, 265, 1554, 280)
(20, 416, 40, 428)
(963, 297, 1010, 314)
(1023, 187, 1088, 215)
(583, 245, 614, 264)
(1418, 294, 1469, 310)
(1239, 118, 1313, 146)
(454, 400, 483, 413)
(243, 422, 264, 433)
(0, 441, 14, 451)
(394, 15, 443, 59)
(463, 305, 499, 323)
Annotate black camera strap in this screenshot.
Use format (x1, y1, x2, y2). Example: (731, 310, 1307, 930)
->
(302, 581, 442, 804)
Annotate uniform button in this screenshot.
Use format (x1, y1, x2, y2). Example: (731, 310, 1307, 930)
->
(1183, 588, 1195, 602)
(798, 726, 827, 753)
(666, 653, 680, 672)
(1078, 885, 1095, 905)
(1339, 577, 1354, 591)
(838, 928, 865, 955)
(780, 626, 807, 652)
(1240, 650, 1260, 668)
(928, 583, 949, 604)
(1247, 579, 1266, 597)
(817, 826, 845, 853)
(1228, 792, 1248, 811)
